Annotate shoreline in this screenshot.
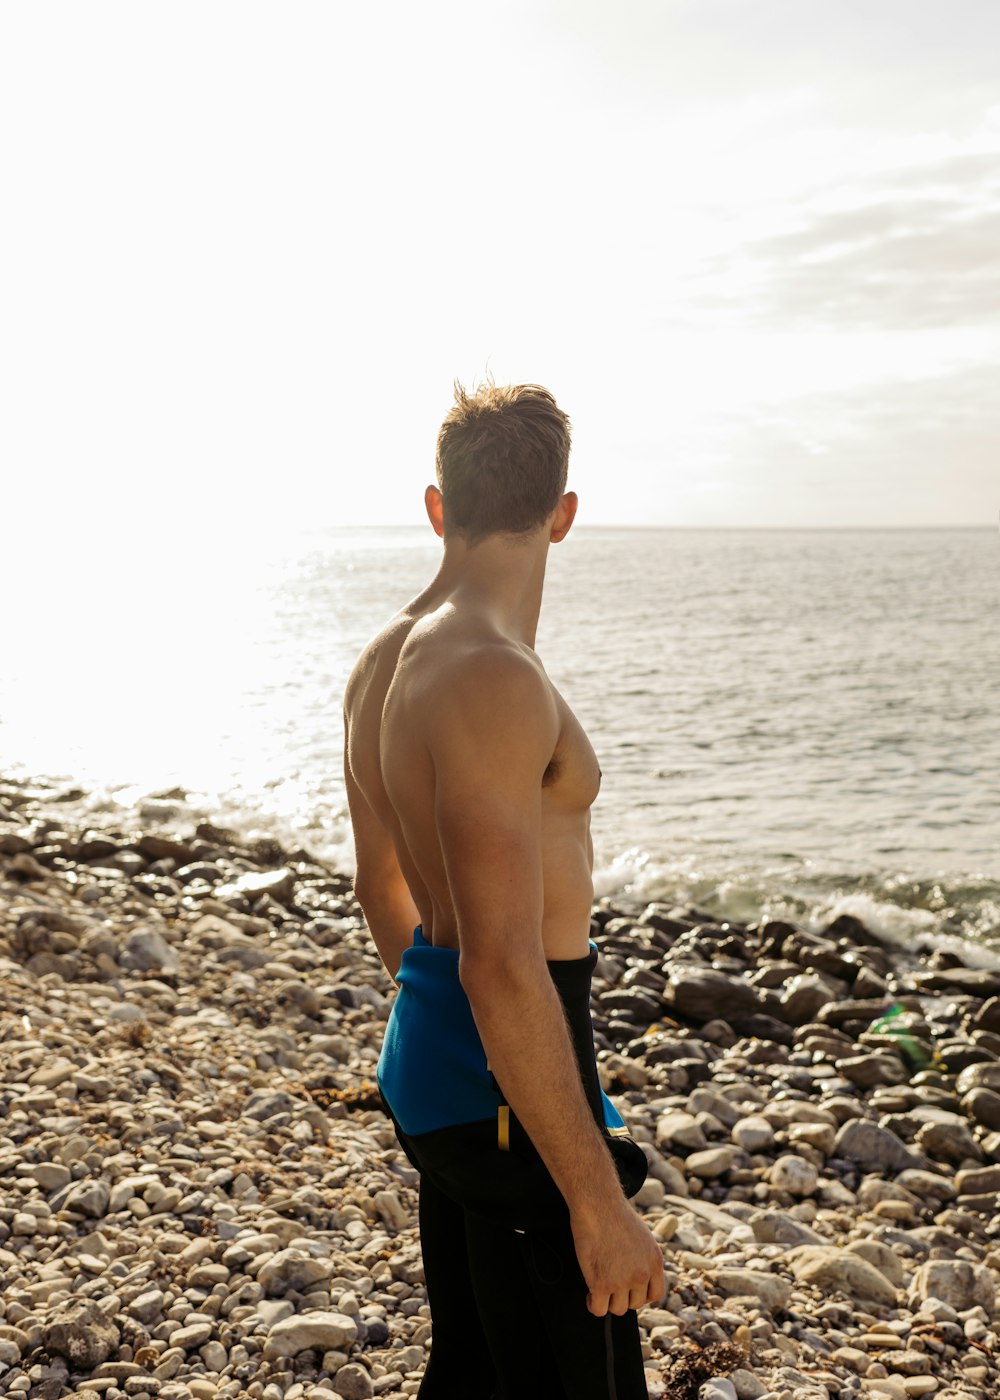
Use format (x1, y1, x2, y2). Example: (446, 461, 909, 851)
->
(1, 775, 998, 1400)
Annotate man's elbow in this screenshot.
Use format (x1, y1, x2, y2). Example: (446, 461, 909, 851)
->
(458, 944, 547, 1005)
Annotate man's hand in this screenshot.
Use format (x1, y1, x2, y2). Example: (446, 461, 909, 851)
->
(571, 1198, 666, 1317)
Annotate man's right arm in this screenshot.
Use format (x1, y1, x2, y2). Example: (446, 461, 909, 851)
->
(426, 648, 664, 1317)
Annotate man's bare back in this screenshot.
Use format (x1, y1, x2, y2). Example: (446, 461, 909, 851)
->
(342, 386, 662, 1380)
(345, 589, 600, 967)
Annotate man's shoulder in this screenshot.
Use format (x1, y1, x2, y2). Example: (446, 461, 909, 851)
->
(416, 634, 555, 725)
(344, 611, 413, 711)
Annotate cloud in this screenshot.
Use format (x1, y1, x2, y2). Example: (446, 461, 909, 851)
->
(687, 146, 1000, 332)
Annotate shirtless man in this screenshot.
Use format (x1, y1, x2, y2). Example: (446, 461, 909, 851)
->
(343, 382, 664, 1399)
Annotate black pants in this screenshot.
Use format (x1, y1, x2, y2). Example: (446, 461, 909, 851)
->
(412, 1161, 649, 1400)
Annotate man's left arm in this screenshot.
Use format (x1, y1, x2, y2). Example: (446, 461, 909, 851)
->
(343, 736, 419, 982)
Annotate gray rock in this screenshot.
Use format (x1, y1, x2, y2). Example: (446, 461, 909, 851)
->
(915, 1118, 981, 1164)
(333, 1362, 375, 1399)
(780, 973, 837, 1025)
(787, 1247, 897, 1305)
(243, 1089, 301, 1122)
(887, 1351, 932, 1376)
(170, 1321, 213, 1349)
(896, 1168, 957, 1201)
(843, 1239, 906, 1287)
(688, 1087, 743, 1128)
(908, 1260, 996, 1312)
(710, 1269, 791, 1312)
(43, 1301, 120, 1370)
(62, 1179, 111, 1218)
(655, 1110, 707, 1151)
(257, 1247, 334, 1296)
(833, 1119, 922, 1171)
(699, 1381, 737, 1400)
(836, 1053, 906, 1088)
(30, 1161, 72, 1191)
(127, 1289, 165, 1324)
(769, 1154, 817, 1197)
(686, 1146, 736, 1179)
(750, 1211, 824, 1247)
(732, 1115, 775, 1152)
(730, 1370, 767, 1400)
(120, 927, 179, 972)
(219, 867, 297, 903)
(262, 1312, 359, 1360)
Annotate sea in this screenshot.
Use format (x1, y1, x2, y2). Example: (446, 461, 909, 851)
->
(2, 525, 998, 957)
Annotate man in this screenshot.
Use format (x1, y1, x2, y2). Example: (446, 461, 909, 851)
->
(343, 381, 664, 1399)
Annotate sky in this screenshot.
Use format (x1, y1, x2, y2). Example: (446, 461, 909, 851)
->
(2, 0, 998, 555)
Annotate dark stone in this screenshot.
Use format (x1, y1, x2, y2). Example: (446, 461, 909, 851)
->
(817, 998, 893, 1029)
(77, 832, 119, 860)
(748, 960, 801, 988)
(937, 1042, 996, 1074)
(834, 1118, 924, 1171)
(914, 968, 1000, 997)
(963, 1086, 1000, 1131)
(853, 965, 889, 998)
(136, 832, 198, 863)
(639, 904, 695, 937)
(972, 997, 1000, 1034)
(620, 965, 667, 994)
(779, 973, 840, 1026)
(822, 913, 885, 947)
(664, 967, 759, 1023)
(599, 988, 663, 1023)
(728, 1013, 795, 1047)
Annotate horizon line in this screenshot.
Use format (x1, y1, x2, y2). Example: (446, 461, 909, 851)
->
(312, 522, 994, 532)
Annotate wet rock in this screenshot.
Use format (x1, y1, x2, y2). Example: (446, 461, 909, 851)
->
(836, 1053, 907, 1088)
(665, 967, 758, 1022)
(955, 1061, 1000, 1095)
(961, 1087, 1000, 1131)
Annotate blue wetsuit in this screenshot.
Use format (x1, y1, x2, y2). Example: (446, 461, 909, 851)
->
(377, 927, 650, 1400)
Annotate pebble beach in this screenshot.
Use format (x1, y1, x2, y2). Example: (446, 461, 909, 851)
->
(1, 775, 998, 1400)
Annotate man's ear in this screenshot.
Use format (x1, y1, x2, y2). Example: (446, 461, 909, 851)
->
(550, 491, 578, 543)
(425, 485, 445, 538)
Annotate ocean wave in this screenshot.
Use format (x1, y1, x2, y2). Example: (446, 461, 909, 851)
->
(592, 844, 1000, 963)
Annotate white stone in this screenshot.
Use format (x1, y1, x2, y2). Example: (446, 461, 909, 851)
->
(769, 1154, 818, 1197)
(263, 1313, 358, 1360)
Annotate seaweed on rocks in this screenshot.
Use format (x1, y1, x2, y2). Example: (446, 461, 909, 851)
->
(659, 1341, 750, 1400)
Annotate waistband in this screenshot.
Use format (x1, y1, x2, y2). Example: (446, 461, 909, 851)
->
(377, 925, 613, 1137)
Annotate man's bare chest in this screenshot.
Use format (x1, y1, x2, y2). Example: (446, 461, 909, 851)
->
(543, 686, 601, 809)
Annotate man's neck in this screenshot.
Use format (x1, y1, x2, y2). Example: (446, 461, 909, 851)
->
(427, 531, 550, 648)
